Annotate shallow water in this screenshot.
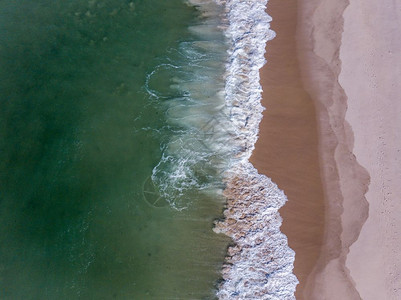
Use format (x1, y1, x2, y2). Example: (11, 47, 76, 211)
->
(0, 0, 230, 298)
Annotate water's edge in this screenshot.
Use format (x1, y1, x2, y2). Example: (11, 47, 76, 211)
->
(211, 0, 298, 298)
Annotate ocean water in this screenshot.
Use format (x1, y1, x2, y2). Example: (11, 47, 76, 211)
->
(0, 0, 231, 298)
(0, 0, 298, 298)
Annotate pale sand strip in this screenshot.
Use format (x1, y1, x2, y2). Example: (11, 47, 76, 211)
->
(340, 1, 401, 299)
(250, 0, 325, 298)
(296, 0, 401, 298)
(295, 0, 370, 298)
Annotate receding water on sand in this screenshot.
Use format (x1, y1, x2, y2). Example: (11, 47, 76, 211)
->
(0, 0, 230, 298)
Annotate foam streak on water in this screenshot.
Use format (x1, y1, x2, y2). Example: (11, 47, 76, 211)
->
(212, 0, 299, 298)
(147, 0, 231, 209)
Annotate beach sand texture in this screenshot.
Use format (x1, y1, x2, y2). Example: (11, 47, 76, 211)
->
(254, 0, 401, 298)
(341, 0, 401, 299)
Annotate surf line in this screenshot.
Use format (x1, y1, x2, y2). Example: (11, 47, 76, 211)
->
(211, 0, 298, 298)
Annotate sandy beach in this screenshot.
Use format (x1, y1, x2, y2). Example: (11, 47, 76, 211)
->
(253, 0, 401, 298)
(340, 1, 401, 299)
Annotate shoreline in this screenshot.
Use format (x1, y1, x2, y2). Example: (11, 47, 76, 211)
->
(215, 0, 400, 298)
(254, 0, 401, 298)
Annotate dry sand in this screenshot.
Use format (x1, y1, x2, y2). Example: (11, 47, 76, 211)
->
(252, 0, 401, 298)
(341, 1, 401, 299)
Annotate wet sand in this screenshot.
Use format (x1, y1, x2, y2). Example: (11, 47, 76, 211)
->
(250, 0, 325, 298)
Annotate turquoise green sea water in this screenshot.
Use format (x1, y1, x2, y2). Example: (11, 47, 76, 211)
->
(0, 0, 230, 298)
